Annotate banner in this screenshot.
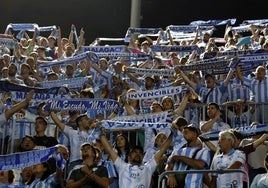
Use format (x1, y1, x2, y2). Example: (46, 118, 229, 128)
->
(0, 146, 57, 170)
(112, 111, 169, 123)
(150, 45, 201, 54)
(190, 18, 237, 26)
(126, 86, 183, 99)
(0, 80, 69, 95)
(125, 67, 175, 77)
(40, 76, 91, 89)
(11, 91, 67, 102)
(101, 120, 171, 131)
(38, 51, 99, 68)
(167, 25, 213, 33)
(43, 98, 119, 111)
(199, 124, 268, 141)
(79, 45, 151, 60)
(0, 37, 19, 49)
(5, 23, 38, 33)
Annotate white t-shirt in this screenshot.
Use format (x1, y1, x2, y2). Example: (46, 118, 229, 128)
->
(114, 156, 157, 188)
(63, 126, 92, 162)
(211, 149, 246, 188)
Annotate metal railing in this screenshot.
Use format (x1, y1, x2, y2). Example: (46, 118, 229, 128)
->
(158, 169, 249, 188)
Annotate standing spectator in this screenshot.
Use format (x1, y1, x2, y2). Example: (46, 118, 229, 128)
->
(11, 47, 27, 73)
(33, 116, 58, 149)
(250, 65, 268, 124)
(46, 35, 58, 60)
(17, 63, 38, 86)
(25, 145, 68, 188)
(175, 67, 228, 121)
(210, 130, 246, 188)
(0, 90, 34, 153)
(250, 171, 268, 188)
(66, 142, 109, 188)
(200, 102, 231, 133)
(50, 112, 99, 174)
(6, 63, 24, 85)
(99, 128, 173, 188)
(240, 122, 268, 185)
(200, 102, 231, 160)
(18, 166, 35, 187)
(223, 99, 255, 128)
(224, 65, 251, 101)
(165, 125, 210, 188)
(143, 132, 171, 188)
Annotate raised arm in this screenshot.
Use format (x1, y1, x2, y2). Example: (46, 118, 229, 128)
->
(56, 27, 63, 59)
(99, 130, 118, 162)
(252, 133, 268, 149)
(77, 28, 85, 50)
(173, 91, 191, 116)
(68, 24, 75, 46)
(50, 111, 65, 131)
(5, 89, 34, 120)
(223, 69, 234, 87)
(167, 28, 175, 45)
(27, 28, 37, 52)
(154, 131, 173, 164)
(200, 110, 221, 132)
(174, 66, 197, 90)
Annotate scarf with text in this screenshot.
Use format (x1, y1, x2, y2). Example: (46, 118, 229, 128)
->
(199, 124, 268, 141)
(0, 146, 57, 171)
(43, 98, 119, 111)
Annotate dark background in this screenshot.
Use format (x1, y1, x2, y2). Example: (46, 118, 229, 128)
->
(0, 0, 267, 44)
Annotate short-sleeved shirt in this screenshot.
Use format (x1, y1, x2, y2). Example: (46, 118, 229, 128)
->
(63, 126, 91, 163)
(114, 156, 157, 188)
(250, 77, 268, 102)
(226, 77, 251, 101)
(196, 84, 227, 104)
(167, 146, 211, 188)
(240, 138, 268, 169)
(250, 173, 268, 188)
(68, 164, 108, 188)
(211, 149, 246, 188)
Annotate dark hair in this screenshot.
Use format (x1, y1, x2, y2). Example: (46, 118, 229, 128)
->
(37, 102, 46, 110)
(183, 125, 199, 135)
(80, 88, 94, 98)
(231, 130, 244, 140)
(40, 162, 51, 181)
(17, 135, 35, 152)
(129, 145, 144, 154)
(22, 135, 35, 142)
(173, 116, 188, 127)
(81, 142, 97, 160)
(208, 102, 220, 110)
(114, 134, 130, 162)
(7, 170, 15, 184)
(161, 96, 174, 110)
(35, 116, 48, 126)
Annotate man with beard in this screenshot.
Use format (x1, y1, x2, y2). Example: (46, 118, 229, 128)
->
(66, 142, 109, 188)
(50, 112, 99, 174)
(99, 128, 173, 188)
(165, 125, 210, 188)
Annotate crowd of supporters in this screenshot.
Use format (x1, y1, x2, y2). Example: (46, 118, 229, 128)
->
(0, 19, 268, 188)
